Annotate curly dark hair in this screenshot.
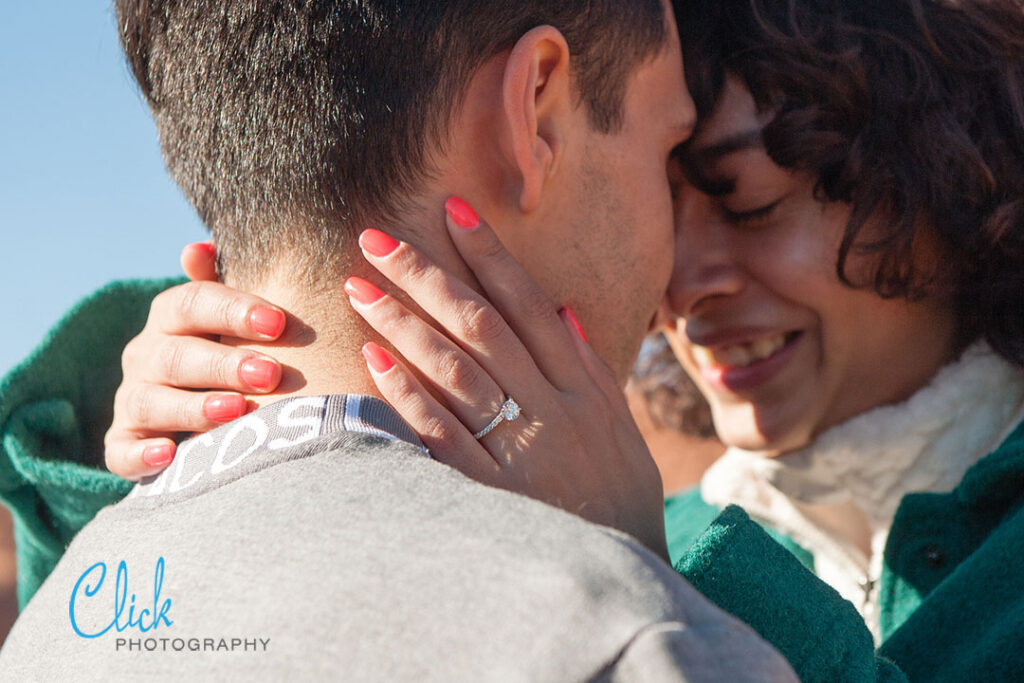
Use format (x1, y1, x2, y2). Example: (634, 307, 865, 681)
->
(632, 334, 716, 438)
(673, 0, 1024, 366)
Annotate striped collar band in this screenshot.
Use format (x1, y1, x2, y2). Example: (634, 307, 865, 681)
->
(130, 395, 425, 501)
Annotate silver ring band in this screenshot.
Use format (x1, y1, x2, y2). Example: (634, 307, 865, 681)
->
(473, 397, 522, 440)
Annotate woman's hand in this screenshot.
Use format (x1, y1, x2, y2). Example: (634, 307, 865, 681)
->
(348, 197, 669, 559)
(103, 242, 286, 480)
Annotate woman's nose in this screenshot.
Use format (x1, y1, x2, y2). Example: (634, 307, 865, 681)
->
(667, 188, 746, 317)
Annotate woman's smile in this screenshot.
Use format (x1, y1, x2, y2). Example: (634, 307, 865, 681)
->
(689, 329, 803, 392)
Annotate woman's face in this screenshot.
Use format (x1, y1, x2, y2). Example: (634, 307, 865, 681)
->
(662, 78, 959, 455)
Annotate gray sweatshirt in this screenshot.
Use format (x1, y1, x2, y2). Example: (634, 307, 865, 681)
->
(0, 396, 794, 682)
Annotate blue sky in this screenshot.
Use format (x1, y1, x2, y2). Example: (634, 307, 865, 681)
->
(1, 1, 207, 375)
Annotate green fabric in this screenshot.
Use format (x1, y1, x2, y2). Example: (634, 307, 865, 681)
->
(0, 278, 181, 607)
(676, 506, 905, 683)
(666, 418, 1024, 682)
(874, 419, 1024, 680)
(663, 486, 720, 568)
(665, 486, 814, 572)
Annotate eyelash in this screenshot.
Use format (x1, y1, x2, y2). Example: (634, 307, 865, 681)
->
(722, 199, 782, 225)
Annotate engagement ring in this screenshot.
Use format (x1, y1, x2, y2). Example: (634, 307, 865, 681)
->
(473, 397, 522, 440)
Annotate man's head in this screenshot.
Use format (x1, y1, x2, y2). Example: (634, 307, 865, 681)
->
(461, 12, 693, 381)
(118, 0, 694, 381)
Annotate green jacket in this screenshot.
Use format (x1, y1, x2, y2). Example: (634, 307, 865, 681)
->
(3, 279, 1022, 682)
(665, 422, 1024, 683)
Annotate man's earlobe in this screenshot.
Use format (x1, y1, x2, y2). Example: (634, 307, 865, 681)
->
(502, 26, 573, 213)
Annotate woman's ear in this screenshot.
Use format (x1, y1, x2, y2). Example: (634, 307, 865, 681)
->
(501, 26, 574, 214)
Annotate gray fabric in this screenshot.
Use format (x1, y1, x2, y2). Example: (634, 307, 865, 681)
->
(0, 398, 794, 682)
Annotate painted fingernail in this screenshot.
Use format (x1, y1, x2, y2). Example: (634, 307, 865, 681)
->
(249, 306, 286, 338)
(142, 444, 176, 468)
(345, 277, 386, 306)
(359, 229, 401, 258)
(559, 307, 589, 343)
(362, 342, 396, 374)
(191, 242, 217, 259)
(204, 394, 248, 423)
(445, 196, 480, 229)
(239, 357, 280, 390)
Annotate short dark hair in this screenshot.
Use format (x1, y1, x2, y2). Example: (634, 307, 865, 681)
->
(116, 0, 667, 286)
(674, 0, 1024, 366)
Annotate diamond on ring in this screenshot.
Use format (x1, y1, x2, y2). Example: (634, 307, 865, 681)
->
(473, 397, 521, 440)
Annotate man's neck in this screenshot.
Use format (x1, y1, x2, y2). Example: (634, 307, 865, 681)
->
(222, 204, 478, 410)
(224, 279, 380, 410)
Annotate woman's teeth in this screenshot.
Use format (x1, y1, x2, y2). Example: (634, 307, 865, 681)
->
(692, 333, 790, 368)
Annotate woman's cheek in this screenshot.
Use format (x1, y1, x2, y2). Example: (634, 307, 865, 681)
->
(745, 204, 849, 297)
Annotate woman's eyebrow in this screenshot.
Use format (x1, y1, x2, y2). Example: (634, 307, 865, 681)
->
(688, 129, 763, 163)
(681, 164, 735, 197)
(675, 128, 764, 196)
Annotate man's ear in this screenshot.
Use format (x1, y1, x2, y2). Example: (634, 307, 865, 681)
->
(502, 26, 574, 214)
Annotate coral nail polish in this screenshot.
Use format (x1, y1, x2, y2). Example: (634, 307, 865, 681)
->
(345, 277, 386, 305)
(239, 357, 280, 390)
(192, 242, 217, 258)
(359, 229, 401, 258)
(362, 342, 396, 374)
(560, 307, 589, 343)
(204, 394, 247, 423)
(249, 306, 286, 338)
(445, 196, 480, 229)
(143, 444, 176, 468)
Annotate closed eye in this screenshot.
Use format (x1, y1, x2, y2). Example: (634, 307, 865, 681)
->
(722, 198, 783, 224)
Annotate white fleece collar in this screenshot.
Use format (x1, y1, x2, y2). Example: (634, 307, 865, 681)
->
(703, 343, 1024, 533)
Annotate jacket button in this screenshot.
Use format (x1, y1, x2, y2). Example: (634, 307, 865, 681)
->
(924, 544, 946, 568)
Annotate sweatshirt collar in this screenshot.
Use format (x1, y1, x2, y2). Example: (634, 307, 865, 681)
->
(131, 394, 424, 501)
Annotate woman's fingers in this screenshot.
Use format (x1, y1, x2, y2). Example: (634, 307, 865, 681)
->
(180, 241, 218, 282)
(124, 334, 282, 393)
(441, 197, 589, 393)
(357, 225, 578, 402)
(114, 383, 248, 433)
(147, 280, 287, 340)
(356, 229, 550, 400)
(345, 276, 517, 437)
(104, 435, 179, 481)
(361, 342, 502, 479)
(558, 308, 634, 423)
(104, 275, 288, 482)
(105, 384, 251, 478)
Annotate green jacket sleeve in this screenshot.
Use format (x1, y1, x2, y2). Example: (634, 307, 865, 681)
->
(0, 278, 182, 607)
(675, 505, 908, 683)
